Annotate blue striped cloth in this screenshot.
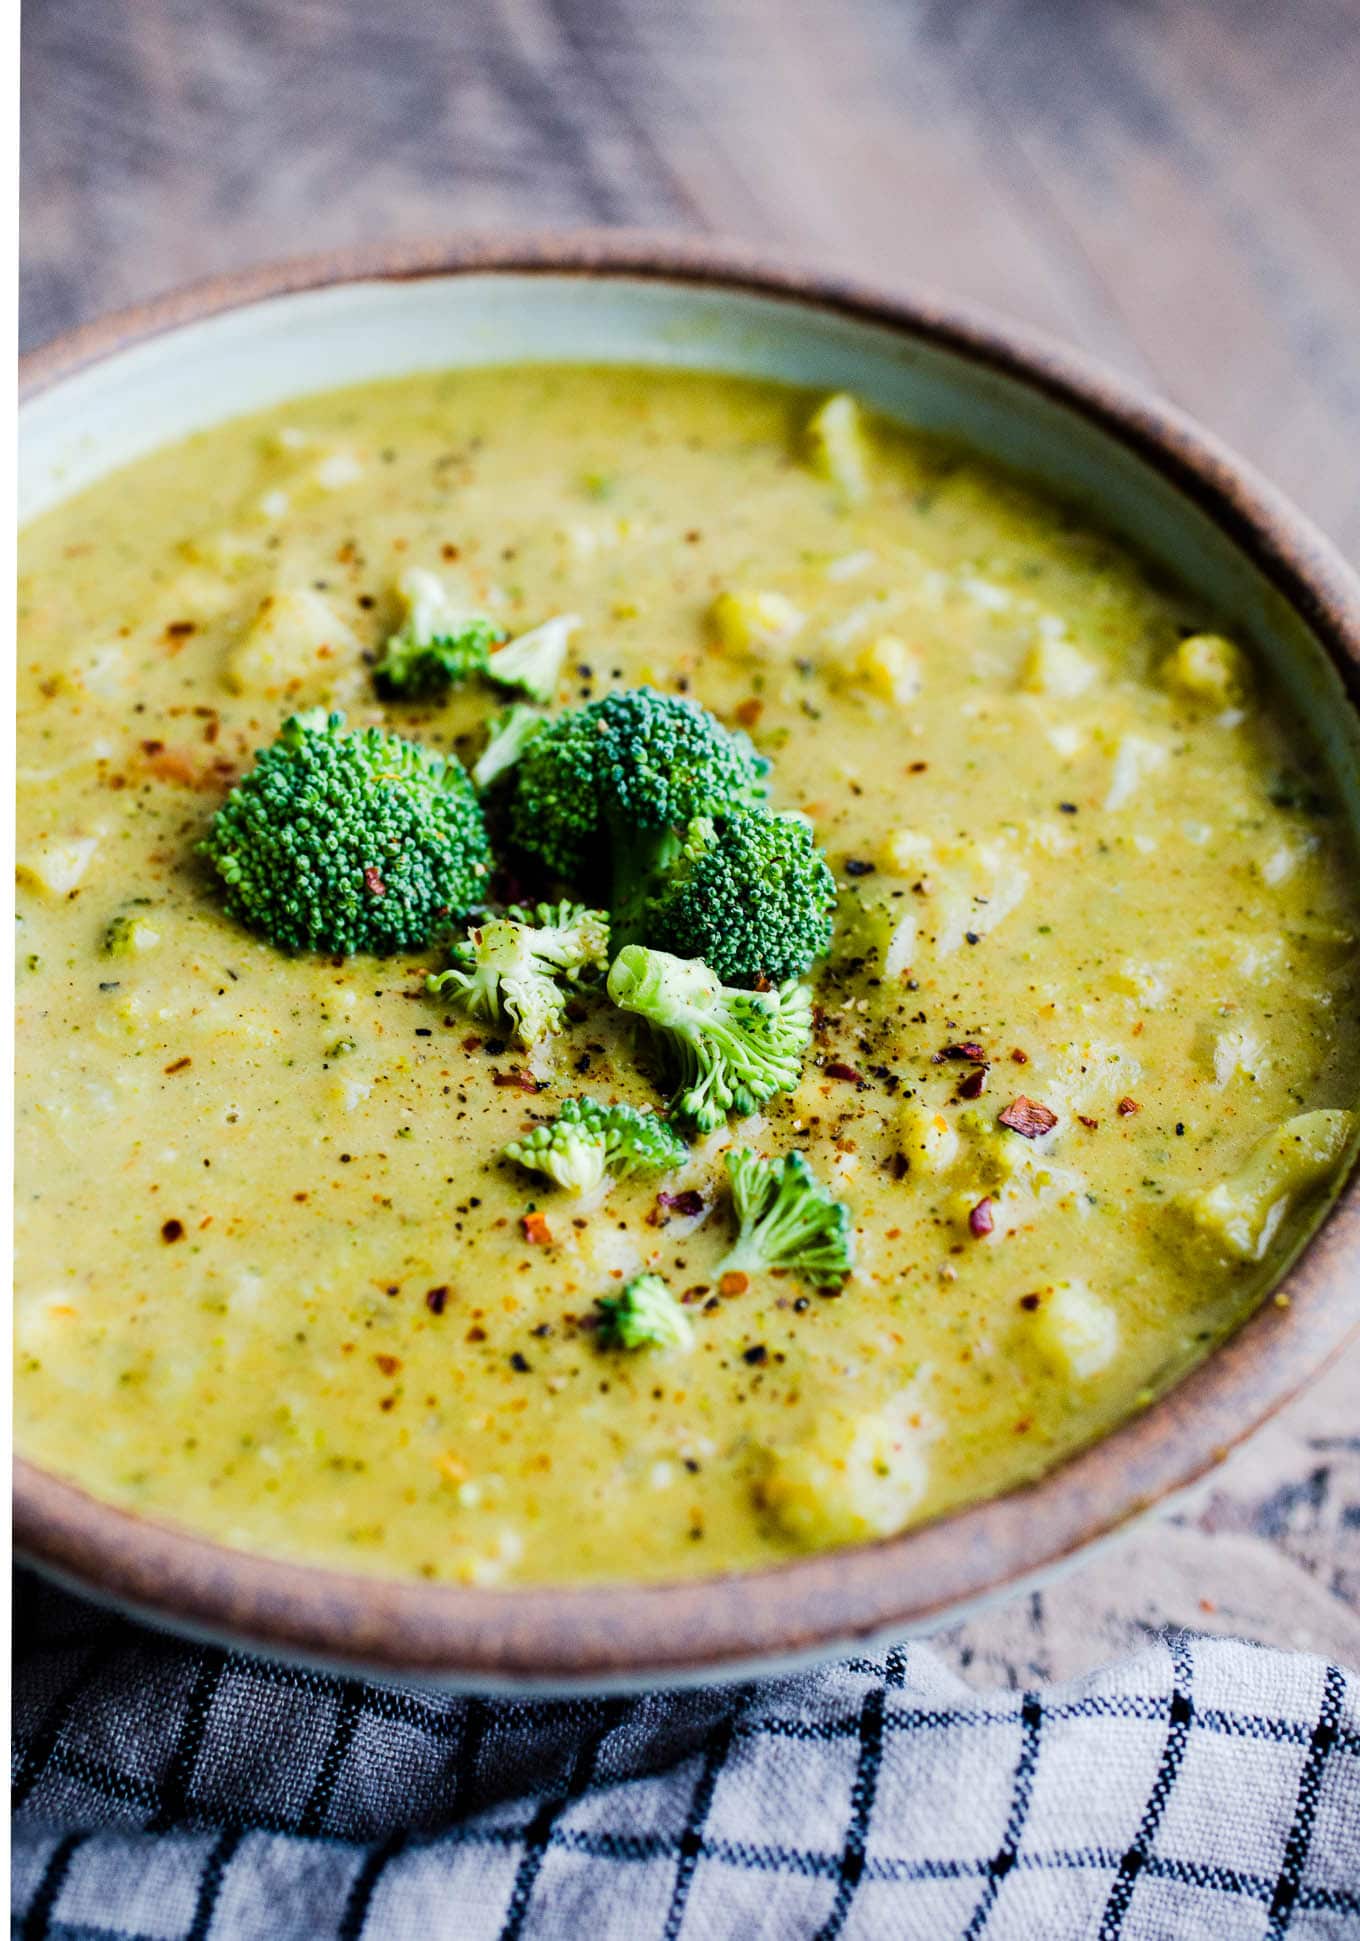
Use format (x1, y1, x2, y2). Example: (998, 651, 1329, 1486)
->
(11, 1569, 1360, 1939)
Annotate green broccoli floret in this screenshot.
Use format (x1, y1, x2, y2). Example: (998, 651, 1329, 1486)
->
(504, 1095, 689, 1195)
(595, 1272, 693, 1352)
(717, 1148, 854, 1290)
(484, 615, 579, 705)
(472, 705, 546, 792)
(509, 687, 768, 904)
(372, 567, 505, 700)
(202, 710, 490, 954)
(642, 807, 836, 985)
(102, 898, 161, 956)
(428, 899, 609, 1047)
(607, 943, 812, 1132)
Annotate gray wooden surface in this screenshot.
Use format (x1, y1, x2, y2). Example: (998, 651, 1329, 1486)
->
(19, 0, 1359, 1676)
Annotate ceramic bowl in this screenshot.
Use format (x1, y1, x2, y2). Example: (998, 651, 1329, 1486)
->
(17, 233, 1360, 1690)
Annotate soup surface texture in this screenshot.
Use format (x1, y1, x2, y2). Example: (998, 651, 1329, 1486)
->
(16, 367, 1359, 1586)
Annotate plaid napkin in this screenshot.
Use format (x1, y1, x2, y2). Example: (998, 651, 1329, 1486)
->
(12, 1569, 1360, 1939)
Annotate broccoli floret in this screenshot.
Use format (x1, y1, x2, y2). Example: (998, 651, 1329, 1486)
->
(504, 1095, 689, 1195)
(607, 943, 812, 1132)
(509, 687, 768, 899)
(595, 1272, 693, 1352)
(717, 1148, 854, 1289)
(472, 705, 546, 792)
(102, 898, 161, 956)
(485, 615, 579, 705)
(428, 899, 609, 1047)
(643, 808, 836, 985)
(202, 710, 490, 954)
(373, 567, 505, 700)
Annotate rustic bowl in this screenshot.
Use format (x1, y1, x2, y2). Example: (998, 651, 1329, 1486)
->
(17, 233, 1360, 1690)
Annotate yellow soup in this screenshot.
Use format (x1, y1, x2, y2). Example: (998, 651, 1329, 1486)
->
(15, 367, 1359, 1586)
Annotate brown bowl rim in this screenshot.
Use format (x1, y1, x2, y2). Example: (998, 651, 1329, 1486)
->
(16, 229, 1360, 1685)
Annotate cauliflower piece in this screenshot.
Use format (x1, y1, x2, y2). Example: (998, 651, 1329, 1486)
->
(759, 1405, 931, 1548)
(1030, 1279, 1119, 1379)
(806, 393, 870, 503)
(710, 589, 806, 656)
(878, 827, 936, 876)
(224, 588, 364, 701)
(1161, 633, 1250, 708)
(1179, 1110, 1354, 1263)
(897, 1102, 959, 1175)
(1104, 734, 1169, 812)
(1020, 630, 1097, 697)
(17, 835, 102, 897)
(853, 634, 923, 705)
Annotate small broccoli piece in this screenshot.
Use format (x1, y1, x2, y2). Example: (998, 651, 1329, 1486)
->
(102, 899, 161, 956)
(374, 567, 505, 700)
(202, 710, 490, 954)
(485, 615, 579, 705)
(596, 1272, 693, 1352)
(504, 1095, 689, 1195)
(607, 943, 812, 1132)
(509, 686, 768, 899)
(717, 1148, 854, 1289)
(428, 900, 609, 1047)
(472, 704, 546, 792)
(643, 807, 836, 985)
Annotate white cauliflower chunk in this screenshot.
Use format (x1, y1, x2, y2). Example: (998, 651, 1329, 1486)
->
(710, 589, 806, 656)
(852, 634, 923, 706)
(897, 1102, 959, 1175)
(1161, 633, 1250, 708)
(760, 1402, 933, 1547)
(1104, 734, 1169, 811)
(806, 393, 870, 503)
(1031, 1279, 1119, 1380)
(17, 835, 102, 897)
(225, 588, 363, 701)
(1020, 624, 1097, 698)
(929, 838, 1029, 957)
(1180, 1110, 1354, 1263)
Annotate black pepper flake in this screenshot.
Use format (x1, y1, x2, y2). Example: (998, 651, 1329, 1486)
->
(964, 931, 981, 946)
(425, 1286, 449, 1315)
(160, 1219, 185, 1243)
(844, 858, 875, 877)
(415, 1027, 432, 1037)
(743, 1344, 768, 1365)
(1175, 1122, 1186, 1136)
(794, 1297, 810, 1313)
(510, 1352, 531, 1373)
(1058, 801, 1079, 814)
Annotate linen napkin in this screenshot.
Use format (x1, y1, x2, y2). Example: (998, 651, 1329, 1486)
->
(12, 1568, 1360, 1939)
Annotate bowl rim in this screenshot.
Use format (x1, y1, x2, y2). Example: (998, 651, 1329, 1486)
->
(16, 229, 1360, 1686)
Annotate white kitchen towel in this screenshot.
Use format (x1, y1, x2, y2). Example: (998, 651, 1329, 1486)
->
(11, 1570, 1360, 1939)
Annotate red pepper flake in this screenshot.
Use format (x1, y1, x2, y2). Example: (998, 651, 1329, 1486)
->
(160, 1219, 185, 1243)
(908, 760, 928, 773)
(521, 1211, 552, 1245)
(998, 1096, 1059, 1139)
(1077, 1115, 1100, 1131)
(1010, 1048, 1029, 1065)
(735, 697, 763, 728)
(163, 1056, 192, 1075)
(461, 1036, 482, 1052)
(363, 865, 386, 898)
(425, 1286, 449, 1315)
(1117, 1096, 1140, 1116)
(165, 619, 196, 639)
(968, 1197, 995, 1238)
(957, 1067, 987, 1100)
(719, 1271, 749, 1298)
(825, 1061, 864, 1083)
(466, 1325, 487, 1342)
(493, 1069, 543, 1093)
(374, 1353, 402, 1376)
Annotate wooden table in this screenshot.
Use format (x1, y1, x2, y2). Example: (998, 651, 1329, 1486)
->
(20, 0, 1359, 1676)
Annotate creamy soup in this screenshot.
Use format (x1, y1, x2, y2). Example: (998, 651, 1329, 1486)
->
(16, 367, 1359, 1586)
